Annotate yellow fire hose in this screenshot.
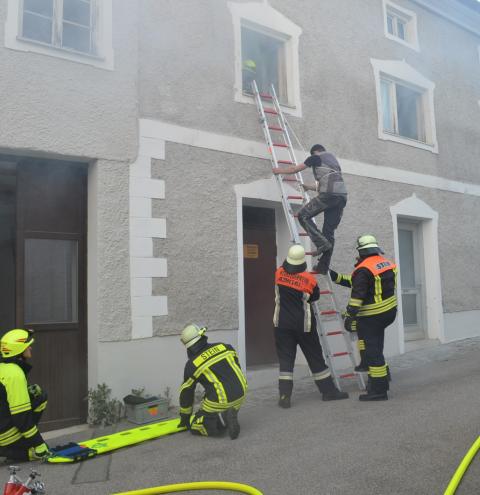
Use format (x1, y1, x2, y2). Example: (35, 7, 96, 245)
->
(113, 481, 263, 495)
(444, 436, 480, 495)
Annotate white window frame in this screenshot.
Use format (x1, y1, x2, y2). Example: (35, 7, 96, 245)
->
(4, 0, 114, 70)
(228, 1, 302, 117)
(371, 59, 438, 153)
(383, 0, 419, 52)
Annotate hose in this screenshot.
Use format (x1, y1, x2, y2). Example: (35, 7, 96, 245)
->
(112, 481, 263, 495)
(444, 436, 480, 495)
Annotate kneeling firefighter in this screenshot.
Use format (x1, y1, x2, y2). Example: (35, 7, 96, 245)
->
(0, 329, 49, 461)
(178, 325, 247, 440)
(330, 235, 397, 401)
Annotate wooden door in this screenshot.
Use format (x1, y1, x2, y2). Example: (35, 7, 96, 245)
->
(16, 159, 88, 430)
(243, 206, 277, 366)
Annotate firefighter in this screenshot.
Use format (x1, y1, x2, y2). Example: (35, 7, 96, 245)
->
(242, 58, 257, 93)
(0, 329, 49, 461)
(330, 235, 397, 401)
(272, 144, 347, 274)
(274, 244, 349, 408)
(178, 324, 247, 440)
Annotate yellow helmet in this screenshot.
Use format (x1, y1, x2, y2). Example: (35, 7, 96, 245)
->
(356, 235, 383, 254)
(180, 324, 207, 348)
(286, 244, 306, 265)
(1, 329, 34, 358)
(242, 59, 256, 72)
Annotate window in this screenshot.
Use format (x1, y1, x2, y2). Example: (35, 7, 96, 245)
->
(228, 1, 302, 117)
(381, 78, 425, 142)
(241, 26, 287, 103)
(21, 0, 94, 54)
(5, 0, 114, 69)
(371, 59, 438, 153)
(383, 1, 419, 51)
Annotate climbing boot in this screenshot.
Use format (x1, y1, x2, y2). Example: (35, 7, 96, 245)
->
(225, 408, 240, 440)
(359, 391, 388, 401)
(278, 394, 291, 409)
(322, 389, 349, 401)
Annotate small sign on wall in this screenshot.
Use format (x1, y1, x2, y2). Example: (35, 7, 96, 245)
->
(244, 244, 259, 259)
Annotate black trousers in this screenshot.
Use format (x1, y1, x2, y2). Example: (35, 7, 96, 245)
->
(297, 193, 346, 266)
(274, 327, 330, 396)
(357, 309, 397, 393)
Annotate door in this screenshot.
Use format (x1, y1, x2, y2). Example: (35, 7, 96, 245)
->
(243, 206, 277, 366)
(398, 222, 425, 341)
(16, 159, 88, 430)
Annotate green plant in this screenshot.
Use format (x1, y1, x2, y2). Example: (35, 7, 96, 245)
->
(86, 383, 124, 426)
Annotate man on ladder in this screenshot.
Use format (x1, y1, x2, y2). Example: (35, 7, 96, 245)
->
(330, 235, 397, 401)
(273, 244, 349, 408)
(273, 144, 347, 274)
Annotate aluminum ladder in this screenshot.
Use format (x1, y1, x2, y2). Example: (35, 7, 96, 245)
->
(251, 81, 365, 391)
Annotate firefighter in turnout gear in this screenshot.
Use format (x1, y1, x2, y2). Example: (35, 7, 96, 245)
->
(273, 244, 348, 408)
(330, 235, 397, 401)
(178, 324, 247, 440)
(0, 329, 49, 461)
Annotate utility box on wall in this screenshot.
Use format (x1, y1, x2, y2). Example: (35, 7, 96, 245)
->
(123, 395, 169, 424)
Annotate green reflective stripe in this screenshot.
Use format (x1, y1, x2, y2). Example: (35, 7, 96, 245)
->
(226, 356, 248, 394)
(369, 365, 388, 377)
(190, 420, 208, 436)
(358, 339, 366, 351)
(273, 285, 280, 327)
(193, 344, 227, 367)
(202, 368, 227, 404)
(342, 274, 352, 285)
(374, 275, 383, 303)
(358, 296, 397, 316)
(179, 377, 195, 394)
(180, 406, 193, 415)
(335, 273, 342, 283)
(348, 298, 363, 307)
(33, 401, 47, 413)
(202, 396, 244, 413)
(0, 430, 22, 446)
(193, 350, 237, 379)
(11, 403, 31, 414)
(0, 427, 20, 441)
(312, 370, 331, 381)
(23, 425, 38, 439)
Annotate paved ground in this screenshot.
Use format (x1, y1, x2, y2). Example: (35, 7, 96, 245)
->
(6, 337, 480, 495)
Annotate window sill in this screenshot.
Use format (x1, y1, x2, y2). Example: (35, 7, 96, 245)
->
(385, 32, 419, 52)
(379, 131, 438, 153)
(239, 90, 300, 116)
(17, 36, 101, 60)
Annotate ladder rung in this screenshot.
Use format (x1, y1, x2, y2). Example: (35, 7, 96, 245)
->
(268, 126, 283, 131)
(326, 330, 343, 336)
(305, 252, 317, 256)
(287, 195, 303, 200)
(260, 93, 273, 99)
(299, 233, 309, 236)
(273, 143, 289, 148)
(278, 160, 293, 164)
(264, 108, 278, 115)
(320, 290, 333, 295)
(282, 178, 298, 183)
(332, 352, 350, 357)
(340, 373, 356, 379)
(320, 310, 338, 315)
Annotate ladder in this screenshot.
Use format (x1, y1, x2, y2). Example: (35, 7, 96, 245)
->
(251, 81, 365, 391)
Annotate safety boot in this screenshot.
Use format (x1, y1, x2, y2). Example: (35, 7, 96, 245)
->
(359, 391, 388, 401)
(313, 255, 330, 275)
(278, 394, 291, 409)
(354, 362, 369, 372)
(311, 241, 332, 257)
(225, 408, 240, 440)
(316, 375, 349, 401)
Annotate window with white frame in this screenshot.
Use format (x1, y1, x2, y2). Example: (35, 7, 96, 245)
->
(241, 25, 288, 103)
(381, 77, 426, 142)
(371, 59, 437, 153)
(4, 0, 113, 69)
(383, 1, 419, 51)
(21, 0, 95, 55)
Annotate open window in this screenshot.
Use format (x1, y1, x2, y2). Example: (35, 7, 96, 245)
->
(372, 59, 438, 153)
(229, 1, 302, 117)
(383, 1, 419, 51)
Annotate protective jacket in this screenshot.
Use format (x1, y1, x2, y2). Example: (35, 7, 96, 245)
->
(332, 254, 397, 317)
(274, 261, 319, 332)
(0, 359, 45, 449)
(179, 341, 247, 416)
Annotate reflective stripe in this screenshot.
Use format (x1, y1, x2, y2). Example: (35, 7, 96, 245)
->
(23, 425, 38, 439)
(369, 365, 388, 378)
(374, 275, 383, 303)
(279, 372, 293, 380)
(180, 406, 193, 415)
(0, 429, 22, 446)
(312, 369, 331, 381)
(273, 285, 280, 327)
(303, 292, 311, 332)
(10, 402, 31, 414)
(202, 396, 245, 413)
(341, 274, 352, 286)
(335, 273, 342, 283)
(348, 298, 363, 307)
(193, 351, 237, 379)
(358, 339, 366, 351)
(33, 400, 47, 413)
(179, 377, 195, 394)
(226, 356, 248, 394)
(193, 344, 227, 367)
(191, 416, 208, 437)
(202, 368, 227, 404)
(358, 296, 397, 317)
(0, 427, 20, 441)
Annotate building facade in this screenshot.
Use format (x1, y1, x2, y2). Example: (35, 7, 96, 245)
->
(1, 0, 479, 427)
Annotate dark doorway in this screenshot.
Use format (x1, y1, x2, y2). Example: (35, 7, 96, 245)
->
(0, 156, 88, 431)
(243, 205, 277, 366)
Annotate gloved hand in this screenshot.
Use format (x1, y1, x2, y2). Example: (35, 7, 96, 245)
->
(329, 269, 338, 282)
(28, 442, 51, 461)
(178, 413, 191, 429)
(344, 315, 357, 333)
(28, 384, 42, 398)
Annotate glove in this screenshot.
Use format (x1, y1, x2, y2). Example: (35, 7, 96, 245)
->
(28, 442, 51, 461)
(178, 413, 191, 430)
(329, 269, 338, 282)
(28, 384, 42, 398)
(344, 315, 357, 333)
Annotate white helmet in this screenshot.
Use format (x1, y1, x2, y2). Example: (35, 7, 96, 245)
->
(180, 324, 207, 348)
(286, 244, 306, 265)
